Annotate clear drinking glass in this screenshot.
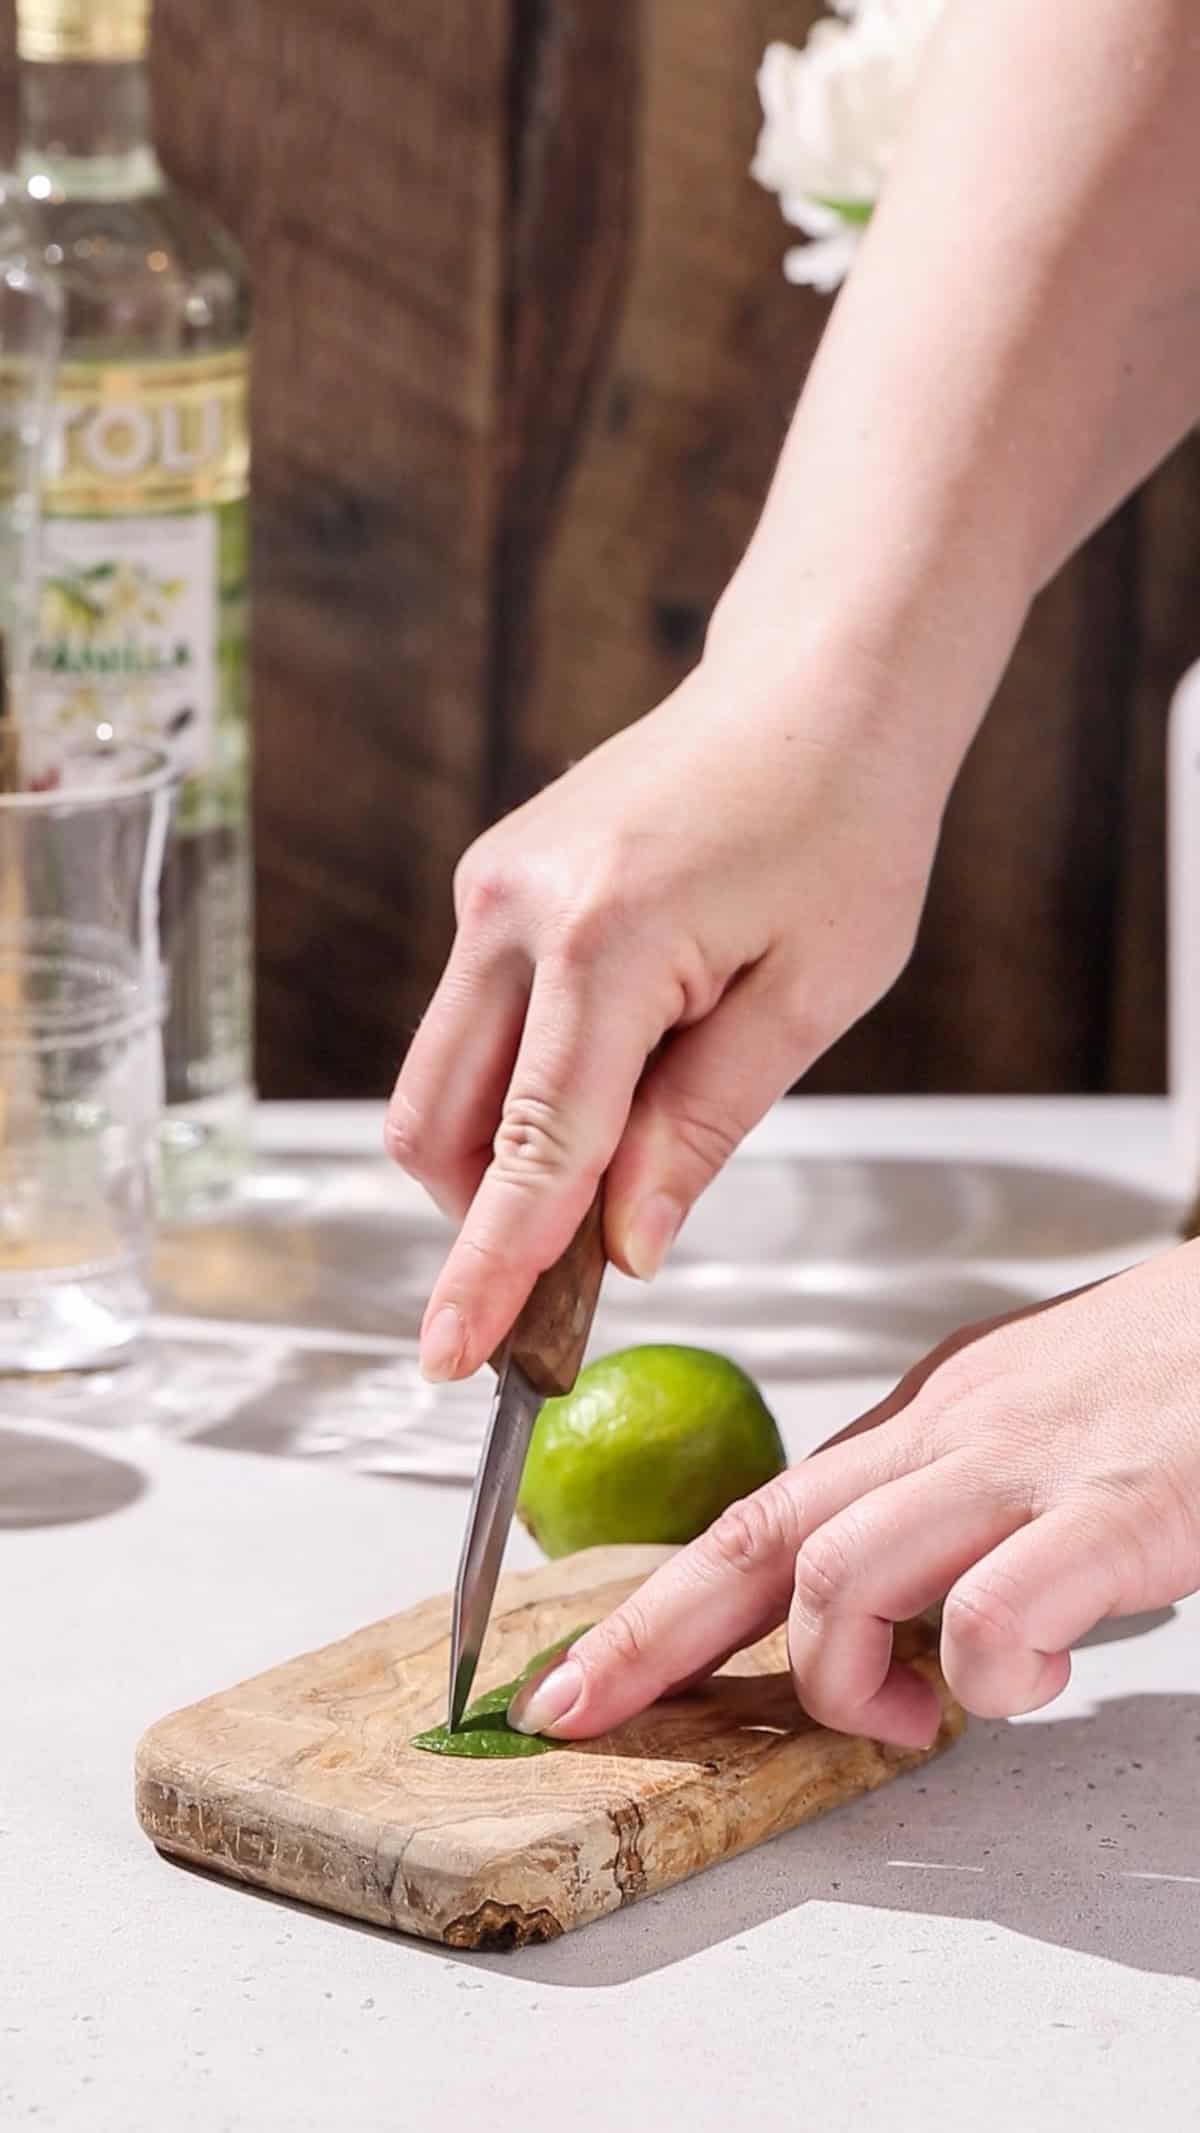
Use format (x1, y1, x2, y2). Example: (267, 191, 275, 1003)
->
(0, 741, 173, 1371)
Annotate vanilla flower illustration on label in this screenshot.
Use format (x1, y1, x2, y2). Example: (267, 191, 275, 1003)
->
(24, 349, 248, 786)
(35, 520, 215, 775)
(752, 0, 946, 291)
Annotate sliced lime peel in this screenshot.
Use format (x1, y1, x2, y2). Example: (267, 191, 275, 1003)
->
(411, 1625, 593, 1760)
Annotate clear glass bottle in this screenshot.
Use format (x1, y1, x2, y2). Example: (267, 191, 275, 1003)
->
(0, 173, 61, 778)
(15, 0, 253, 1212)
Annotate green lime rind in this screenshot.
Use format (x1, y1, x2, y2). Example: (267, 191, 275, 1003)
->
(409, 1724, 554, 1760)
(410, 1625, 592, 1760)
(517, 1344, 787, 1559)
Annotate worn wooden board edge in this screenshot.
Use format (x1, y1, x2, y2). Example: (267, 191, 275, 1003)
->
(134, 1548, 966, 1952)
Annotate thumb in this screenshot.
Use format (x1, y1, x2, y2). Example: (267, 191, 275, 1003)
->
(605, 961, 820, 1282)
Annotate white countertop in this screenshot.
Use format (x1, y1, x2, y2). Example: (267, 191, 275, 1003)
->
(4, 1098, 1200, 2129)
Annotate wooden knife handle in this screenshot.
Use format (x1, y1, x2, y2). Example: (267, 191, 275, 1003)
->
(491, 1183, 607, 1399)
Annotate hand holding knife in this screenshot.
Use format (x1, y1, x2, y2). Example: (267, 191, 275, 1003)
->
(446, 1185, 607, 1732)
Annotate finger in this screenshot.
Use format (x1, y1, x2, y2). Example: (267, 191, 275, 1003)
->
(385, 932, 530, 1220)
(512, 1635, 754, 1746)
(418, 952, 664, 1379)
(787, 1456, 1029, 1747)
(941, 1507, 1122, 1719)
(604, 959, 820, 1282)
(509, 1430, 916, 1740)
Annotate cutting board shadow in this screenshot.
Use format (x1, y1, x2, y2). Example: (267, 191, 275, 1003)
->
(136, 1545, 965, 1951)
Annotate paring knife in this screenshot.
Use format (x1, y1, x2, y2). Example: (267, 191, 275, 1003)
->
(446, 1185, 607, 1732)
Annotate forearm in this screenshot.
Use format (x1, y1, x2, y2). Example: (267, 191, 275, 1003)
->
(713, 0, 1200, 786)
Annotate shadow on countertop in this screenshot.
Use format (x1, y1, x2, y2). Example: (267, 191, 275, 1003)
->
(162, 1617, 1198, 1994)
(148, 1151, 1177, 1352)
(475, 1674, 1200, 1991)
(0, 1425, 145, 1528)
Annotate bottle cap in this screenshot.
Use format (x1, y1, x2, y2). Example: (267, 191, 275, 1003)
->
(17, 0, 151, 62)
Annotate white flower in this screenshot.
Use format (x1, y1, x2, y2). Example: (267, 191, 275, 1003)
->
(752, 0, 946, 290)
(776, 199, 863, 296)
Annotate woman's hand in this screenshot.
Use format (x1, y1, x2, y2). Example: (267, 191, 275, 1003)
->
(385, 0, 1200, 1388)
(387, 631, 950, 1382)
(508, 1247, 1200, 1745)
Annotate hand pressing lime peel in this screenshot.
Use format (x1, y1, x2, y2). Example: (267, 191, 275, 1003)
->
(411, 1627, 593, 1759)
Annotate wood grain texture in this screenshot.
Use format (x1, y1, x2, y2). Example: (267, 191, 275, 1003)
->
(0, 3, 1191, 1096)
(489, 0, 641, 819)
(499, 1182, 606, 1394)
(136, 1544, 965, 1951)
(1109, 439, 1200, 1095)
(487, 0, 1192, 1095)
(151, 0, 507, 1099)
(807, 504, 1146, 1096)
(504, 0, 825, 802)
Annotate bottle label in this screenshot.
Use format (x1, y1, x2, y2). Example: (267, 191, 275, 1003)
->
(17, 0, 151, 65)
(28, 349, 248, 786)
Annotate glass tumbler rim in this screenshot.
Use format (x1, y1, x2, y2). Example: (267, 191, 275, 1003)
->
(0, 739, 176, 815)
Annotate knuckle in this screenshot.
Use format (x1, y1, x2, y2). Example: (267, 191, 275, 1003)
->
(385, 1100, 477, 1221)
(453, 1227, 514, 1278)
(792, 1527, 854, 1621)
(656, 1078, 746, 1176)
(587, 1600, 653, 1677)
(703, 1481, 801, 1580)
(550, 891, 628, 969)
(942, 1573, 1025, 1660)
(492, 1093, 583, 1184)
(383, 1094, 430, 1179)
(543, 843, 650, 967)
(451, 849, 476, 919)
(454, 847, 519, 931)
(1069, 1477, 1176, 1607)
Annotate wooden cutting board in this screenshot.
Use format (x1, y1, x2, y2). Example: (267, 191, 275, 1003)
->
(136, 1544, 964, 1951)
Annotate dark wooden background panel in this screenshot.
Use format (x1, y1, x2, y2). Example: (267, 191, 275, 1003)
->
(154, 0, 507, 1096)
(1108, 431, 1200, 1092)
(491, 0, 642, 818)
(506, 0, 825, 802)
(3, 0, 1196, 1094)
(807, 500, 1146, 1095)
(487, 0, 1196, 1096)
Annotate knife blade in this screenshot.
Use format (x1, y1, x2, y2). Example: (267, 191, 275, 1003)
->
(446, 1184, 607, 1731)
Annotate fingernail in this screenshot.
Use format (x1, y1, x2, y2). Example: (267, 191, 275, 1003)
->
(625, 1193, 684, 1283)
(421, 1304, 465, 1382)
(508, 1659, 583, 1736)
